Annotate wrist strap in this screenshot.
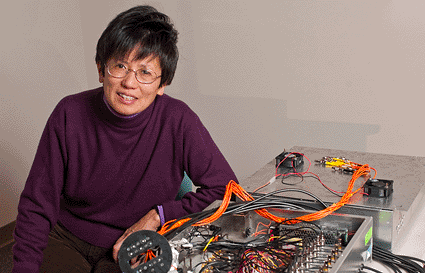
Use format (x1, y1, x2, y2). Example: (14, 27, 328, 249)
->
(156, 205, 165, 226)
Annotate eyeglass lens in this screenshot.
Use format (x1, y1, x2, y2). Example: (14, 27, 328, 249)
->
(108, 63, 158, 83)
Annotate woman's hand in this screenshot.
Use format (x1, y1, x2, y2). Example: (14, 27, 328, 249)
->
(112, 209, 161, 263)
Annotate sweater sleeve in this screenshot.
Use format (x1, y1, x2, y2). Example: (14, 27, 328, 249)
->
(12, 101, 67, 273)
(160, 108, 238, 222)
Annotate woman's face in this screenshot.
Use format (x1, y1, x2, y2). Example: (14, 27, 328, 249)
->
(98, 48, 165, 116)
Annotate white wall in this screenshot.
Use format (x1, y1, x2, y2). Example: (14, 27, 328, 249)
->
(1, 0, 424, 227)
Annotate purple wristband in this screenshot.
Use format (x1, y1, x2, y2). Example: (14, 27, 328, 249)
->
(157, 205, 165, 226)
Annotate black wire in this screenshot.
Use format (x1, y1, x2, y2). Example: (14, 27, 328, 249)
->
(279, 218, 322, 232)
(162, 207, 220, 239)
(248, 188, 328, 209)
(249, 192, 325, 211)
(378, 261, 403, 273)
(164, 191, 312, 239)
(280, 172, 305, 186)
(164, 183, 329, 239)
(302, 174, 344, 197)
(277, 161, 344, 197)
(372, 246, 425, 273)
(225, 202, 307, 214)
(375, 246, 424, 273)
(360, 264, 384, 273)
(398, 255, 425, 267)
(163, 188, 425, 273)
(162, 202, 243, 239)
(165, 187, 329, 239)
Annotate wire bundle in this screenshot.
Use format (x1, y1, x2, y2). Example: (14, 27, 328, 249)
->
(236, 247, 294, 273)
(156, 153, 425, 273)
(189, 224, 319, 273)
(197, 249, 241, 273)
(158, 162, 375, 237)
(359, 246, 425, 273)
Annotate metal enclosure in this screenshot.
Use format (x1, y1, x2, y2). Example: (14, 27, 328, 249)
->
(241, 146, 425, 251)
(171, 209, 373, 272)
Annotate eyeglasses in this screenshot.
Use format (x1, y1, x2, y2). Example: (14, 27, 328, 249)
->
(107, 63, 161, 84)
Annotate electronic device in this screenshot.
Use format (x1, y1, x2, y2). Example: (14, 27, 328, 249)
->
(243, 146, 425, 251)
(118, 145, 425, 272)
(363, 178, 394, 198)
(119, 209, 373, 273)
(118, 230, 172, 273)
(275, 151, 304, 174)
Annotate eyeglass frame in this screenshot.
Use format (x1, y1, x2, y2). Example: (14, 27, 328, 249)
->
(106, 63, 161, 84)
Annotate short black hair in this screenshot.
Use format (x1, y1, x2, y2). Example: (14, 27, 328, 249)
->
(95, 5, 179, 88)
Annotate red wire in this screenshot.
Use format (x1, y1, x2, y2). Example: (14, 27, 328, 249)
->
(275, 152, 311, 178)
(158, 154, 377, 236)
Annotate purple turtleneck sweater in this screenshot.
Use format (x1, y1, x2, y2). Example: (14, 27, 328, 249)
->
(12, 87, 238, 272)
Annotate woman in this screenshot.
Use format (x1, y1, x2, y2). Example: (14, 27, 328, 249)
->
(12, 5, 237, 273)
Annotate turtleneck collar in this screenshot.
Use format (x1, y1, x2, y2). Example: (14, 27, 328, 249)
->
(102, 93, 141, 119)
(97, 88, 157, 129)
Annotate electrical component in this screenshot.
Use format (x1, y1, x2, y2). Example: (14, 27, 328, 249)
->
(275, 151, 304, 169)
(119, 230, 172, 273)
(249, 145, 420, 251)
(151, 160, 372, 273)
(315, 156, 363, 174)
(169, 209, 373, 273)
(363, 178, 394, 198)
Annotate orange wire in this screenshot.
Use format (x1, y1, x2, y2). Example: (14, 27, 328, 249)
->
(158, 163, 375, 235)
(252, 181, 270, 193)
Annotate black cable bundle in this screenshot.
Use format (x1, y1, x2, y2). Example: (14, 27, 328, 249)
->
(360, 246, 425, 273)
(162, 187, 328, 240)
